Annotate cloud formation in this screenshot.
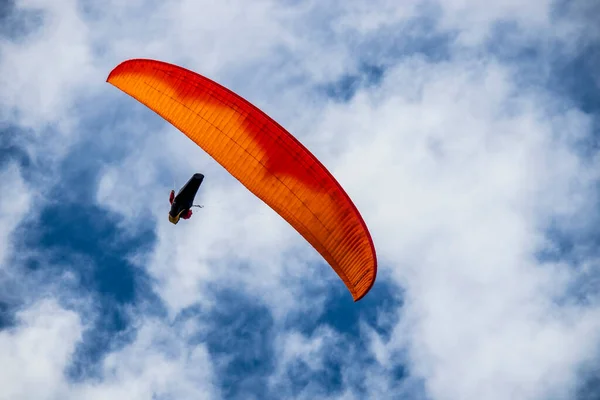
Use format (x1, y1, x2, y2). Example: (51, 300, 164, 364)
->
(1, 0, 600, 399)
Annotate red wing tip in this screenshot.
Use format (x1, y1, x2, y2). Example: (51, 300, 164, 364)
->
(351, 275, 377, 302)
(353, 289, 370, 302)
(106, 58, 162, 82)
(107, 59, 133, 82)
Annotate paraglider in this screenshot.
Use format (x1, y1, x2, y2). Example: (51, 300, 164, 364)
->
(107, 59, 377, 301)
(168, 173, 204, 225)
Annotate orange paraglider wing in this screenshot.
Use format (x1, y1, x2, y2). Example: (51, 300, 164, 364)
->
(107, 59, 377, 301)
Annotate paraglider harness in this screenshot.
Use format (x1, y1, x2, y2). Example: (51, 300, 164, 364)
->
(168, 173, 205, 224)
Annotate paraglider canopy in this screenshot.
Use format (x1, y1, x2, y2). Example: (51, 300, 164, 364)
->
(107, 59, 377, 301)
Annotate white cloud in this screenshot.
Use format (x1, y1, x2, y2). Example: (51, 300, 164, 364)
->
(71, 318, 219, 400)
(0, 299, 82, 400)
(0, 0, 97, 131)
(327, 56, 600, 400)
(0, 162, 31, 265)
(0, 299, 218, 400)
(437, 0, 553, 45)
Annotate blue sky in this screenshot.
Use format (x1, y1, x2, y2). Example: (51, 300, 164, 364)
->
(1, 1, 600, 399)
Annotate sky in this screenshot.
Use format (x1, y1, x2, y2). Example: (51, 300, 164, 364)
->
(1, 0, 600, 399)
